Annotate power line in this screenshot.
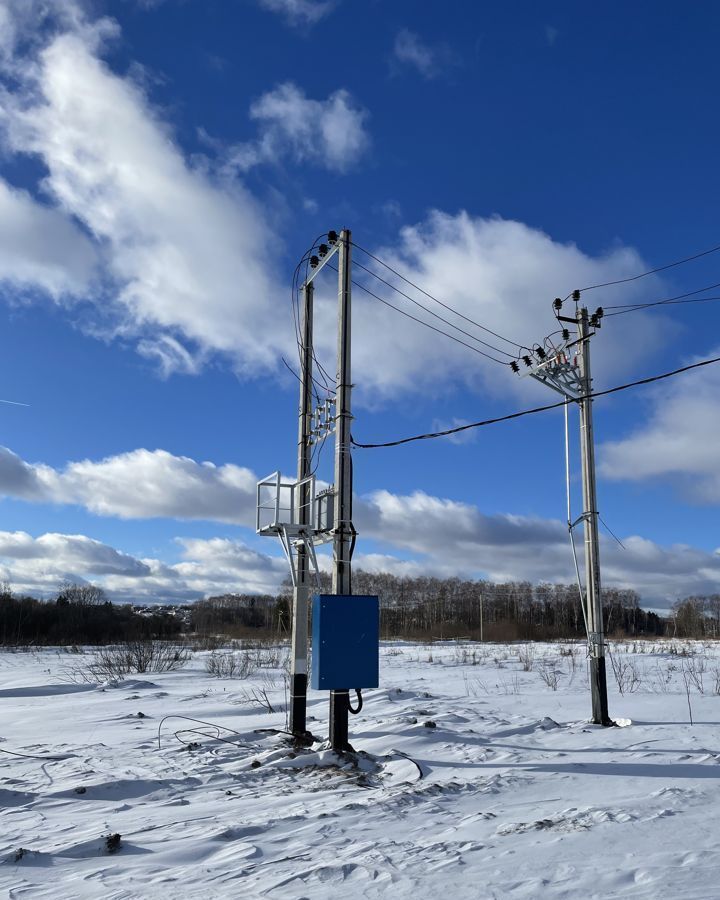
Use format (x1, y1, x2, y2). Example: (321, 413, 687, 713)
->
(566, 241, 720, 300)
(326, 263, 510, 365)
(351, 353, 720, 449)
(352, 257, 517, 359)
(351, 241, 527, 351)
(603, 281, 720, 316)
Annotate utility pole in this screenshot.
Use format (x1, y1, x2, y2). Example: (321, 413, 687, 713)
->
(522, 296, 612, 726)
(329, 228, 353, 751)
(577, 307, 611, 726)
(289, 280, 314, 739)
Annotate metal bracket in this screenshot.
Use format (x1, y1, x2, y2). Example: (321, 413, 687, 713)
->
(302, 240, 341, 287)
(277, 525, 322, 589)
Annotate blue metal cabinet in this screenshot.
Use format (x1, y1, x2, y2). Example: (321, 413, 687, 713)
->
(311, 594, 379, 690)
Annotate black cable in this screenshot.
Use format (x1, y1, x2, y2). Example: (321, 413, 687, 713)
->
(0, 747, 74, 761)
(157, 715, 247, 751)
(565, 241, 720, 300)
(351, 241, 526, 351)
(326, 264, 510, 365)
(352, 258, 517, 359)
(599, 514, 626, 550)
(351, 353, 720, 449)
(348, 689, 363, 715)
(604, 286, 720, 317)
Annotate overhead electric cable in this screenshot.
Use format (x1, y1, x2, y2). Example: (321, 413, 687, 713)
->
(351, 353, 720, 448)
(352, 257, 517, 358)
(603, 280, 720, 315)
(566, 241, 720, 299)
(351, 240, 527, 351)
(326, 263, 510, 365)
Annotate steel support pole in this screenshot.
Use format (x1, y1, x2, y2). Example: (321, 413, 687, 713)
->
(329, 229, 353, 751)
(289, 280, 314, 739)
(577, 307, 612, 726)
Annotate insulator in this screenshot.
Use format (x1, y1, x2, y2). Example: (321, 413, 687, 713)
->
(310, 255, 319, 268)
(536, 347, 546, 360)
(553, 297, 562, 310)
(589, 315, 598, 327)
(562, 328, 570, 340)
(328, 230, 338, 244)
(510, 361, 520, 373)
(595, 306, 604, 318)
(522, 355, 532, 367)
(572, 289, 581, 302)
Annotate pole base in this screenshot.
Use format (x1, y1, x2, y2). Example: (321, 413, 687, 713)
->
(589, 656, 612, 726)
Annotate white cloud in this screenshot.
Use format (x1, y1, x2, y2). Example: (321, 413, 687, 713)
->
(0, 446, 258, 524)
(392, 29, 458, 79)
(311, 211, 672, 400)
(0, 531, 285, 601)
(355, 489, 720, 605)
(229, 82, 369, 173)
(0, 443, 716, 604)
(257, 0, 337, 27)
(599, 349, 720, 502)
(1, 8, 290, 377)
(0, 178, 98, 298)
(0, 3, 675, 398)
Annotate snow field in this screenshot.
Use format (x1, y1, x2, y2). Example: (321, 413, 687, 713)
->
(1, 640, 720, 898)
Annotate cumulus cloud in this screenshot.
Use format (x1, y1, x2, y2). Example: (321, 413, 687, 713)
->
(0, 444, 716, 604)
(355, 489, 720, 605)
(257, 0, 338, 26)
(0, 446, 258, 524)
(228, 82, 369, 173)
(0, 178, 98, 298)
(0, 531, 285, 602)
(310, 211, 672, 400)
(0, 3, 290, 376)
(0, 3, 673, 398)
(392, 29, 459, 79)
(600, 348, 720, 502)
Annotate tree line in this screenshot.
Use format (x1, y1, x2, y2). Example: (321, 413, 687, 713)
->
(2, 574, 716, 646)
(0, 583, 182, 646)
(192, 572, 668, 641)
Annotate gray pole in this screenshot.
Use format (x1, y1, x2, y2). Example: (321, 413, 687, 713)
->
(577, 307, 612, 726)
(329, 228, 353, 751)
(290, 280, 314, 739)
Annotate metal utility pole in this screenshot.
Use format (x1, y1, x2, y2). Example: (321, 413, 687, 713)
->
(577, 308, 611, 726)
(289, 280, 314, 739)
(329, 228, 353, 751)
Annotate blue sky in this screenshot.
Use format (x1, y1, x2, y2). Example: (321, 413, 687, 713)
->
(0, 0, 719, 606)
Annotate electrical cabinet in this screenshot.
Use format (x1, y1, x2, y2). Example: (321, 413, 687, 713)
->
(311, 594, 379, 690)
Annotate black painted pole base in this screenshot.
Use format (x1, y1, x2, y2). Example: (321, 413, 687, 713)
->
(289, 673, 308, 738)
(329, 689, 352, 751)
(590, 656, 614, 726)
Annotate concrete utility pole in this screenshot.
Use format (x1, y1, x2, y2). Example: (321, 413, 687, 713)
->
(577, 307, 611, 725)
(329, 228, 353, 751)
(289, 280, 314, 739)
(525, 296, 612, 725)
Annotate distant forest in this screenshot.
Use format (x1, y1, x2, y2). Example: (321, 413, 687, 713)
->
(1, 572, 717, 646)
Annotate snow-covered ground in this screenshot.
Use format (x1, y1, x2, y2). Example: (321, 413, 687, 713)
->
(2, 639, 720, 899)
